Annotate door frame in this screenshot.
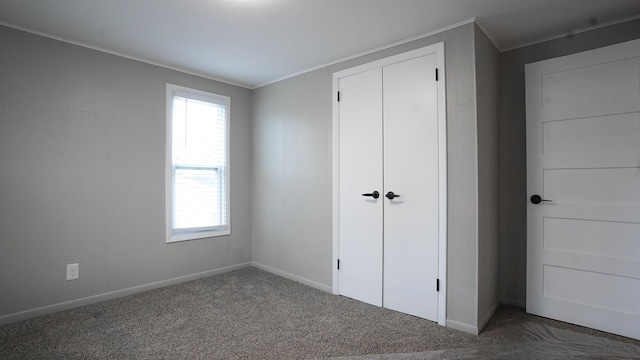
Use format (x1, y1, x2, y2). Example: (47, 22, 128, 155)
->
(331, 42, 448, 326)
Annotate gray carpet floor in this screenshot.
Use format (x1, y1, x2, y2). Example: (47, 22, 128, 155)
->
(1, 267, 640, 359)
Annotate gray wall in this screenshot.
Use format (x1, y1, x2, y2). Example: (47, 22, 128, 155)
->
(474, 24, 500, 330)
(252, 23, 487, 332)
(12, 12, 631, 329)
(498, 19, 640, 307)
(251, 69, 333, 288)
(0, 25, 253, 322)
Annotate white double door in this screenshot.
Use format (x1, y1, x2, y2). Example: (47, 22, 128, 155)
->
(526, 38, 640, 339)
(337, 50, 441, 321)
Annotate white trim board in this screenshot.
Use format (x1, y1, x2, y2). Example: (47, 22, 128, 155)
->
(479, 301, 499, 333)
(251, 262, 332, 293)
(446, 319, 480, 336)
(258, 18, 473, 88)
(0, 18, 475, 90)
(0, 262, 252, 325)
(499, 13, 640, 52)
(0, 21, 250, 89)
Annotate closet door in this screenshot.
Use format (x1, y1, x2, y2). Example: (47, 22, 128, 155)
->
(337, 68, 384, 307)
(336, 46, 444, 323)
(383, 54, 439, 320)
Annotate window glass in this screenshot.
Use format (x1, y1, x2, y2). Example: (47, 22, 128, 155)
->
(166, 85, 230, 242)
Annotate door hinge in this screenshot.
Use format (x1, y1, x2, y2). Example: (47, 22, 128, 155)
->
(337, 91, 341, 102)
(435, 68, 439, 81)
(337, 259, 340, 270)
(436, 278, 440, 292)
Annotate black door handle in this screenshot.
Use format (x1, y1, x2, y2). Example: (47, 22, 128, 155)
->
(362, 191, 380, 199)
(530, 195, 551, 204)
(385, 191, 400, 200)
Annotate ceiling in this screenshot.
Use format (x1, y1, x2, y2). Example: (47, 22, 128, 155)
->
(1, 0, 639, 89)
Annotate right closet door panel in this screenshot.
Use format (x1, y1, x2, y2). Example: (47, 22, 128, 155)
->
(383, 54, 440, 320)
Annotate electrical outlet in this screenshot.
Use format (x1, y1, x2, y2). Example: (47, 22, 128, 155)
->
(66, 263, 79, 281)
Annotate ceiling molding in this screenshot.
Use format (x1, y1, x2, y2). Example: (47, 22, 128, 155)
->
(0, 20, 252, 89)
(501, 13, 640, 52)
(2, 1, 639, 90)
(253, 18, 477, 89)
(473, 20, 502, 52)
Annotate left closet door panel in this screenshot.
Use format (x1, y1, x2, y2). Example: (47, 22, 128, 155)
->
(337, 68, 384, 307)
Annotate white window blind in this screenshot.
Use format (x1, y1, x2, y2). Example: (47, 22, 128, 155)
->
(166, 84, 230, 242)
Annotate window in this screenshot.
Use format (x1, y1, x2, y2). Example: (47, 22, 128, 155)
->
(166, 84, 230, 242)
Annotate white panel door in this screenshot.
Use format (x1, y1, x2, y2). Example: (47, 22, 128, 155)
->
(526, 38, 640, 340)
(337, 49, 442, 322)
(338, 68, 384, 307)
(383, 54, 439, 320)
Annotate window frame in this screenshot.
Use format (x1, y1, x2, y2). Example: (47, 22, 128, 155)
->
(165, 83, 231, 243)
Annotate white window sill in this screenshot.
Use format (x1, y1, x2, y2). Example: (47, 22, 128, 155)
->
(167, 228, 230, 243)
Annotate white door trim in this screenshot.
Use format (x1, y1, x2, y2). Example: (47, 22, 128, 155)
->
(331, 42, 447, 326)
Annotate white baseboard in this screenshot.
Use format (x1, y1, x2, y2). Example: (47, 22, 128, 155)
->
(0, 262, 252, 325)
(499, 297, 526, 309)
(251, 262, 332, 293)
(446, 319, 479, 335)
(478, 300, 499, 333)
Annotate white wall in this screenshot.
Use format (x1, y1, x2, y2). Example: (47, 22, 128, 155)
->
(0, 25, 253, 323)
